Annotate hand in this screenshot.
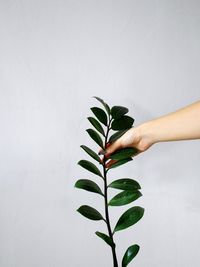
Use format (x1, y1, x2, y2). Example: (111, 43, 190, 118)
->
(99, 123, 154, 168)
(99, 100, 200, 168)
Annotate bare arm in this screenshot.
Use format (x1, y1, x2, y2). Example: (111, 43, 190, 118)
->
(99, 100, 200, 167)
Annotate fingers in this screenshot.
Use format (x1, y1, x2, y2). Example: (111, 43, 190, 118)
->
(105, 159, 117, 168)
(98, 141, 121, 167)
(99, 140, 121, 157)
(105, 140, 121, 157)
(99, 143, 113, 164)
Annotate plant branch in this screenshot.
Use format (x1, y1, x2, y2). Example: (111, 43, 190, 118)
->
(102, 117, 118, 267)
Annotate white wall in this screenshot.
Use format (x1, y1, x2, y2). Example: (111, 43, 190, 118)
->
(0, 0, 200, 266)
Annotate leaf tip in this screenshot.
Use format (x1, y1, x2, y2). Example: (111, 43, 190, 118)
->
(76, 207, 80, 212)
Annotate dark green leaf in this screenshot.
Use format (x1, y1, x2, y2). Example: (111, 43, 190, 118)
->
(109, 130, 128, 143)
(111, 116, 134, 130)
(93, 96, 110, 115)
(87, 117, 105, 136)
(114, 206, 144, 232)
(77, 205, 104, 221)
(95, 231, 115, 248)
(91, 107, 108, 126)
(111, 106, 129, 120)
(109, 148, 138, 160)
(108, 190, 142, 206)
(122, 244, 140, 267)
(80, 145, 101, 163)
(74, 179, 103, 196)
(108, 178, 141, 190)
(108, 158, 133, 169)
(86, 128, 104, 149)
(78, 160, 103, 178)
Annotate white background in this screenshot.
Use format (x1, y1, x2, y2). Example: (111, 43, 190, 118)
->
(0, 1, 200, 266)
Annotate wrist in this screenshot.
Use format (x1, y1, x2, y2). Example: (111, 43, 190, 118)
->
(137, 120, 158, 148)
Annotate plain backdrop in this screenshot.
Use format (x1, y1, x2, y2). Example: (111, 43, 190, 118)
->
(0, 0, 200, 266)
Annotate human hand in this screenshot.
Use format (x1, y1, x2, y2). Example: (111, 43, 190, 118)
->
(99, 123, 154, 168)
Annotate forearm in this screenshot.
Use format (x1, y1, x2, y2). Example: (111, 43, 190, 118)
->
(140, 100, 200, 144)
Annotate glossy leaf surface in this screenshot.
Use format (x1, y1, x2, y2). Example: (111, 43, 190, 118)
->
(109, 148, 138, 160)
(95, 231, 115, 248)
(114, 206, 144, 232)
(80, 145, 101, 163)
(122, 244, 140, 267)
(111, 106, 128, 119)
(91, 107, 108, 126)
(109, 130, 128, 143)
(111, 116, 134, 130)
(87, 117, 105, 136)
(108, 158, 133, 169)
(93, 96, 110, 115)
(108, 190, 142, 206)
(108, 178, 141, 190)
(74, 179, 103, 196)
(78, 160, 103, 178)
(77, 205, 104, 221)
(86, 128, 104, 149)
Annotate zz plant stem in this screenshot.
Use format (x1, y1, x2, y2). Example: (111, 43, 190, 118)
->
(75, 97, 145, 267)
(103, 116, 118, 267)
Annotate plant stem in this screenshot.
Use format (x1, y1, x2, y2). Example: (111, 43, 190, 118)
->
(103, 118, 118, 267)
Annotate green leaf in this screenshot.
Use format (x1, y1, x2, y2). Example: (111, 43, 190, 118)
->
(108, 158, 133, 169)
(93, 96, 110, 115)
(86, 129, 104, 149)
(95, 231, 115, 248)
(109, 130, 128, 143)
(81, 145, 101, 163)
(77, 205, 104, 221)
(111, 106, 129, 120)
(78, 160, 103, 178)
(74, 179, 103, 196)
(122, 244, 140, 267)
(108, 190, 142, 206)
(108, 178, 141, 190)
(91, 107, 108, 126)
(87, 117, 105, 136)
(111, 116, 134, 130)
(109, 148, 138, 160)
(114, 206, 144, 232)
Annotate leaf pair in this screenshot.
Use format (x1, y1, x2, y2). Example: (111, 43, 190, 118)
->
(78, 144, 103, 181)
(108, 178, 144, 233)
(95, 234, 141, 267)
(76, 190, 144, 236)
(87, 98, 109, 149)
(76, 204, 144, 267)
(107, 147, 139, 170)
(110, 105, 134, 131)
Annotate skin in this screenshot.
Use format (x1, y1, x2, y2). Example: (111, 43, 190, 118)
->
(99, 100, 200, 168)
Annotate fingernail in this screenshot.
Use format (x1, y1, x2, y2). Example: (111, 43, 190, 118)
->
(98, 149, 107, 155)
